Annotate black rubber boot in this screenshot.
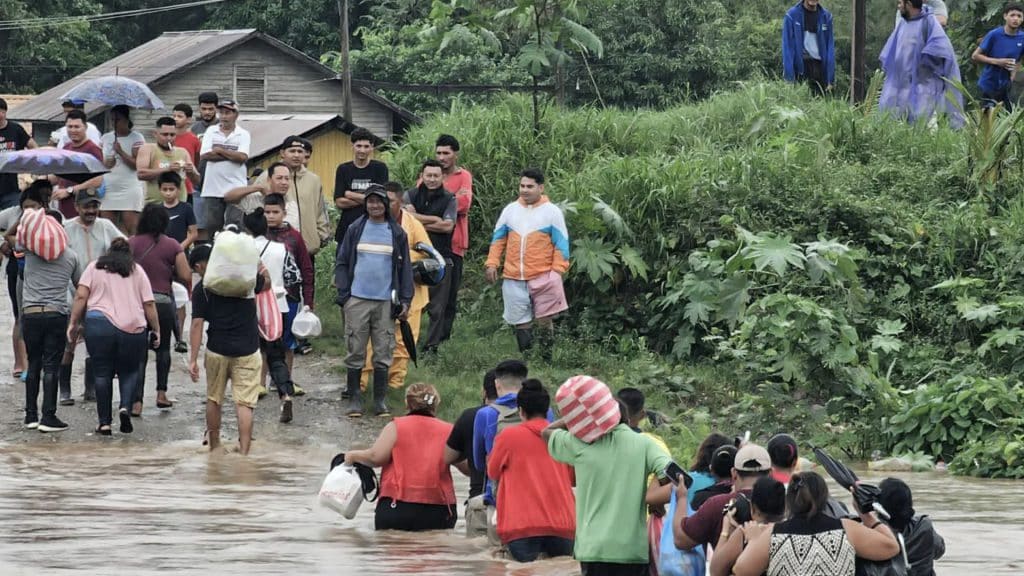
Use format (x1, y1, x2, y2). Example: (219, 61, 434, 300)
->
(514, 328, 534, 353)
(58, 364, 74, 406)
(345, 368, 363, 418)
(372, 368, 390, 417)
(83, 358, 96, 402)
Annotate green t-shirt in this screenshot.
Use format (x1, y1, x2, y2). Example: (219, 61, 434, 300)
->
(547, 424, 673, 563)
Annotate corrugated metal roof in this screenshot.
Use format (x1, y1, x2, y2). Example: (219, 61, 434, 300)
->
(10, 29, 257, 122)
(240, 114, 346, 160)
(1, 94, 35, 111)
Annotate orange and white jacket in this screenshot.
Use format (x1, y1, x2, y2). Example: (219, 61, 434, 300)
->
(486, 196, 570, 281)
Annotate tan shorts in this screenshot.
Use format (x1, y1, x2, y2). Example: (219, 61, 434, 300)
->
(205, 350, 262, 408)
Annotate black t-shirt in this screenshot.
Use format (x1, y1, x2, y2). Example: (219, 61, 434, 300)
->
(164, 202, 196, 245)
(447, 405, 485, 498)
(334, 160, 389, 242)
(0, 122, 31, 203)
(404, 186, 457, 258)
(803, 5, 818, 33)
(192, 278, 264, 358)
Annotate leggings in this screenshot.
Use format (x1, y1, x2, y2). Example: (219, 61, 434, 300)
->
(137, 298, 175, 403)
(374, 498, 457, 532)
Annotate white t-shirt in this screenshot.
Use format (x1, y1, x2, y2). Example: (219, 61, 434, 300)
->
(199, 124, 251, 198)
(255, 235, 290, 309)
(53, 123, 102, 147)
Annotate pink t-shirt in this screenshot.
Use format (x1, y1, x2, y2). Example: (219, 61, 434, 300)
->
(79, 262, 154, 333)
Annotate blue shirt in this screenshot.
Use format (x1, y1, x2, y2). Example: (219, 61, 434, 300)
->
(472, 392, 555, 505)
(350, 220, 394, 301)
(978, 26, 1024, 94)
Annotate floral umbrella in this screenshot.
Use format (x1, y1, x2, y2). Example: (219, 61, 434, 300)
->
(0, 148, 108, 183)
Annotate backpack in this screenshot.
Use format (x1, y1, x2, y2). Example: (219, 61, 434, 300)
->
(493, 403, 522, 439)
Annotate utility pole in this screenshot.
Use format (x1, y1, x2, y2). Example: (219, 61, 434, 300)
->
(338, 0, 353, 122)
(851, 0, 867, 103)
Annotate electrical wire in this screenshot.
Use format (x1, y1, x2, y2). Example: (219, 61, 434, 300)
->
(0, 0, 230, 31)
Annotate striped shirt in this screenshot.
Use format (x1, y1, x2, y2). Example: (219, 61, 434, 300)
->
(351, 220, 394, 301)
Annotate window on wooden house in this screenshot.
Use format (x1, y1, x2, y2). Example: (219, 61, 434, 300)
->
(233, 65, 267, 110)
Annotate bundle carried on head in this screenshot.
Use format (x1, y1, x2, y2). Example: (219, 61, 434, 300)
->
(17, 208, 67, 261)
(556, 375, 620, 443)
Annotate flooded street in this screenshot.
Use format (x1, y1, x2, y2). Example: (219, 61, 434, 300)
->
(0, 297, 1020, 574)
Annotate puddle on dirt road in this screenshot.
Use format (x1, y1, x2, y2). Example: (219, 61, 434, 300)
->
(0, 442, 1018, 575)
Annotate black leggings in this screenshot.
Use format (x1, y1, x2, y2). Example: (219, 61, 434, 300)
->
(7, 258, 19, 320)
(374, 498, 457, 531)
(137, 298, 175, 403)
(260, 325, 294, 398)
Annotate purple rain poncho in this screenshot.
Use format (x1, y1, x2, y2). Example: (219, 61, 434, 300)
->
(879, 9, 964, 127)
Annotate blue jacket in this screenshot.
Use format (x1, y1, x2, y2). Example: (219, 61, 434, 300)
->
(782, 2, 836, 86)
(334, 214, 414, 308)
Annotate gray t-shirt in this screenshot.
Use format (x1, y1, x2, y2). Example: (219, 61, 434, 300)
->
(22, 250, 82, 315)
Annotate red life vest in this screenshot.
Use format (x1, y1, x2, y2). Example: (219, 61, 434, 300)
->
(379, 415, 457, 506)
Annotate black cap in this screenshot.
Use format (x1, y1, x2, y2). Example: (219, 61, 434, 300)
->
(280, 135, 312, 153)
(364, 184, 387, 203)
(217, 99, 239, 112)
(74, 188, 102, 206)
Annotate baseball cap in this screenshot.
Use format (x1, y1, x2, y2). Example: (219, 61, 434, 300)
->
(364, 184, 387, 203)
(734, 444, 772, 473)
(280, 135, 312, 153)
(75, 188, 101, 206)
(217, 99, 239, 112)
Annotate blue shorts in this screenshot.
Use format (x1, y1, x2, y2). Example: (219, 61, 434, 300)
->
(283, 299, 300, 350)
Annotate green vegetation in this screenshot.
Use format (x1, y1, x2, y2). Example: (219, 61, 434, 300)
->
(313, 82, 1024, 477)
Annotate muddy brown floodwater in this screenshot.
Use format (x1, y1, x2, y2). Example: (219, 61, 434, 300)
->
(0, 288, 1020, 574)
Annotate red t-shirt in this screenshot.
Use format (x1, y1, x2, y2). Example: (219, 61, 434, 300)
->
(59, 139, 104, 219)
(444, 168, 472, 257)
(487, 418, 576, 543)
(174, 131, 202, 194)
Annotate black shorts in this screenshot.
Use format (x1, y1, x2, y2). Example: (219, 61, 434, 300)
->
(374, 497, 457, 532)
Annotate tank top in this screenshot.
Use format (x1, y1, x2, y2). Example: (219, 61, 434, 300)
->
(768, 514, 856, 576)
(379, 415, 457, 506)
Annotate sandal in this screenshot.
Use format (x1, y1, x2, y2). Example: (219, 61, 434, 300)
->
(12, 370, 23, 379)
(156, 399, 174, 409)
(95, 426, 112, 437)
(202, 430, 210, 446)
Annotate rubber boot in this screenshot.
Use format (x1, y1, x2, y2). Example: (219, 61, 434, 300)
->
(345, 368, 363, 418)
(58, 364, 74, 406)
(83, 358, 96, 402)
(514, 328, 534, 353)
(372, 368, 390, 417)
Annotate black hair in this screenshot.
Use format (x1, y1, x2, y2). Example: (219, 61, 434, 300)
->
(267, 161, 289, 177)
(384, 181, 404, 194)
(617, 387, 645, 421)
(65, 109, 87, 124)
(45, 209, 63, 224)
(907, 0, 923, 8)
(111, 105, 133, 129)
(435, 133, 460, 151)
(690, 432, 732, 473)
(244, 207, 268, 237)
(173, 103, 193, 117)
(517, 378, 550, 419)
(616, 398, 630, 425)
(520, 167, 545, 185)
(350, 127, 374, 144)
(0, 98, 7, 111)
(250, 167, 264, 179)
(751, 477, 787, 522)
(189, 244, 212, 269)
(95, 238, 136, 278)
(494, 359, 528, 382)
(767, 433, 800, 469)
(421, 158, 444, 173)
(736, 469, 771, 479)
(787, 472, 830, 520)
(21, 180, 52, 207)
(136, 203, 169, 238)
(263, 194, 286, 209)
(878, 477, 915, 532)
(158, 171, 182, 189)
(1006, 2, 1024, 14)
(156, 116, 175, 128)
(198, 92, 218, 105)
(710, 445, 737, 479)
(482, 369, 498, 401)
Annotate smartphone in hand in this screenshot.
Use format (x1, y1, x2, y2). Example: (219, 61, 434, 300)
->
(665, 461, 693, 489)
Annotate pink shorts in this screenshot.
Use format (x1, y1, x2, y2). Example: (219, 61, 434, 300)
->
(502, 270, 568, 325)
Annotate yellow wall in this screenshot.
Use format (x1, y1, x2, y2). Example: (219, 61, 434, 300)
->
(255, 128, 354, 199)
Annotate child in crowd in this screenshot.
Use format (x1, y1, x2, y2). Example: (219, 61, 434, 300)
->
(158, 171, 197, 354)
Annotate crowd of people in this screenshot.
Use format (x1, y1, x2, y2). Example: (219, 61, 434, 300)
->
(785, 0, 1024, 121)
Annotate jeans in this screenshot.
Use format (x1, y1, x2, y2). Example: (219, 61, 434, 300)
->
(22, 311, 68, 421)
(982, 88, 1013, 112)
(440, 254, 462, 342)
(137, 298, 175, 403)
(506, 536, 575, 563)
(84, 312, 148, 426)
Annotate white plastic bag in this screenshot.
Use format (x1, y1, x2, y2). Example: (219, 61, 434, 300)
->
(318, 464, 363, 519)
(292, 306, 322, 338)
(205, 229, 259, 298)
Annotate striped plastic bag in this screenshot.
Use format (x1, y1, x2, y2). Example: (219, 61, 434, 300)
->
(555, 375, 620, 443)
(255, 287, 283, 341)
(17, 208, 68, 261)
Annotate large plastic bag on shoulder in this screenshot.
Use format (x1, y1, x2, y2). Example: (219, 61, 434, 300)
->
(318, 463, 364, 519)
(205, 228, 258, 298)
(292, 305, 322, 338)
(17, 208, 68, 261)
